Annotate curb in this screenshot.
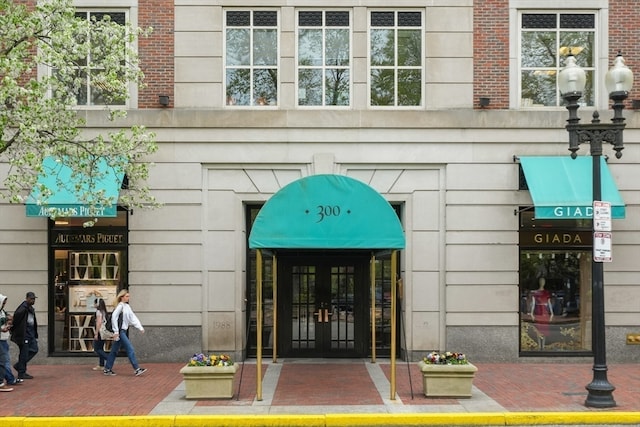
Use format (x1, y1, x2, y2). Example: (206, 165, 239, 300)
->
(3, 413, 640, 427)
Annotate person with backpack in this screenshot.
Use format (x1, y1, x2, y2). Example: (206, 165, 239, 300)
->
(103, 289, 146, 377)
(92, 298, 110, 371)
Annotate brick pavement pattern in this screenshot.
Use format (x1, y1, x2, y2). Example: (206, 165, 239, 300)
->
(0, 363, 182, 416)
(0, 362, 638, 416)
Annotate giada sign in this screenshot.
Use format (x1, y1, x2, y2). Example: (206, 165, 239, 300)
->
(520, 231, 591, 247)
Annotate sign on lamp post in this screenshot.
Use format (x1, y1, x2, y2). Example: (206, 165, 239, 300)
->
(594, 201, 612, 263)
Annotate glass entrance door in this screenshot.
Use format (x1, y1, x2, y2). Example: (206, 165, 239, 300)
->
(278, 253, 368, 357)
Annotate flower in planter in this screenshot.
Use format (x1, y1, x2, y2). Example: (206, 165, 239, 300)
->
(188, 352, 234, 367)
(423, 351, 469, 365)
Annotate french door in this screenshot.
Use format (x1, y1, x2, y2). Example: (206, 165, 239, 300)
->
(278, 252, 369, 357)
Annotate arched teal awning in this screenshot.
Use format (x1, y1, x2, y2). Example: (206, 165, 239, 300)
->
(249, 174, 405, 249)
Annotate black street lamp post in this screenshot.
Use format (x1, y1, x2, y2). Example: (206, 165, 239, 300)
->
(558, 52, 633, 408)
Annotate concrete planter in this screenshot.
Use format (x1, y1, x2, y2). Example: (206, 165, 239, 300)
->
(179, 363, 239, 399)
(417, 361, 478, 398)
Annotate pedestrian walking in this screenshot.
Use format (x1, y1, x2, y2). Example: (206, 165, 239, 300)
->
(0, 295, 22, 386)
(11, 291, 38, 380)
(103, 290, 147, 377)
(92, 298, 110, 371)
(0, 294, 15, 391)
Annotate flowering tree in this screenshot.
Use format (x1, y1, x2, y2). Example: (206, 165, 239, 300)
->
(0, 0, 158, 217)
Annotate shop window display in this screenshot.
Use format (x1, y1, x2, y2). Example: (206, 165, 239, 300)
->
(50, 213, 127, 354)
(519, 251, 592, 353)
(519, 210, 592, 355)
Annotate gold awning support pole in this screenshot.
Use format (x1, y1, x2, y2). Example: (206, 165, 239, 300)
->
(390, 250, 397, 400)
(272, 254, 278, 363)
(256, 249, 263, 401)
(371, 253, 376, 363)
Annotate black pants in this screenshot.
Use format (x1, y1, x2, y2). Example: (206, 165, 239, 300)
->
(15, 338, 38, 376)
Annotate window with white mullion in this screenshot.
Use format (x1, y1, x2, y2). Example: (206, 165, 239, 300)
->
(519, 11, 596, 108)
(297, 10, 351, 107)
(369, 10, 423, 107)
(71, 11, 127, 107)
(225, 10, 279, 107)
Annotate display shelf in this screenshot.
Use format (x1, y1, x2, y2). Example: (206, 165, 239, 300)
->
(68, 314, 95, 351)
(70, 252, 120, 281)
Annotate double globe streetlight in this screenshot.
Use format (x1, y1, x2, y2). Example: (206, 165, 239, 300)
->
(558, 52, 633, 408)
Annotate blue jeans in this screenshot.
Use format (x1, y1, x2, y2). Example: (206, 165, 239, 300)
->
(16, 338, 38, 376)
(105, 330, 139, 371)
(0, 340, 10, 382)
(93, 338, 109, 367)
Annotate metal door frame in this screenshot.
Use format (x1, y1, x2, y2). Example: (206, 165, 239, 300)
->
(277, 253, 369, 358)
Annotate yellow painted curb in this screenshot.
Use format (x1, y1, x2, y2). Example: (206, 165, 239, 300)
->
(3, 412, 640, 426)
(326, 413, 507, 426)
(1, 418, 26, 427)
(505, 412, 640, 425)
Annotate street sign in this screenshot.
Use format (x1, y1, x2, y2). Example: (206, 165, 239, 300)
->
(594, 231, 612, 262)
(593, 201, 612, 232)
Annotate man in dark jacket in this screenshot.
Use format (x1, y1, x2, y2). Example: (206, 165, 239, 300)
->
(11, 292, 38, 379)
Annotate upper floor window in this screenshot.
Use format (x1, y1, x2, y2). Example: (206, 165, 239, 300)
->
(520, 12, 595, 108)
(225, 10, 279, 107)
(297, 11, 351, 107)
(369, 11, 423, 107)
(72, 11, 127, 106)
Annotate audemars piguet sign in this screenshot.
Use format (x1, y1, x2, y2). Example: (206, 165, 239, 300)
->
(50, 229, 127, 247)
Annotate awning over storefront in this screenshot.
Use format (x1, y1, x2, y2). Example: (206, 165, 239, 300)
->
(249, 174, 405, 249)
(25, 156, 125, 218)
(520, 156, 625, 220)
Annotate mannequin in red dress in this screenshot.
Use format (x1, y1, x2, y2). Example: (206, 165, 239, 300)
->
(530, 277, 554, 339)
(530, 277, 554, 320)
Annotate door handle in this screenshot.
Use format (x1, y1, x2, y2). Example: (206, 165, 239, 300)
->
(315, 308, 331, 323)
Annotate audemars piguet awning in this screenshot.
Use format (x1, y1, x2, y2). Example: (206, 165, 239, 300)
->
(520, 156, 625, 219)
(25, 156, 125, 218)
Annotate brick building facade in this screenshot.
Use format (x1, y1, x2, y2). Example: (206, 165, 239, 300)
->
(1, 0, 639, 364)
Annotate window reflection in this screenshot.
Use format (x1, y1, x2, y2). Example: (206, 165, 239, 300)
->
(369, 11, 423, 107)
(297, 11, 351, 107)
(520, 12, 595, 108)
(225, 10, 278, 107)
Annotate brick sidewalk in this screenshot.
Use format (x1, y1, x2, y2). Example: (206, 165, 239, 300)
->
(0, 361, 638, 416)
(0, 363, 183, 416)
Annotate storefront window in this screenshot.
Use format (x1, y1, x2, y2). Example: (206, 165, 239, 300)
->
(519, 211, 592, 355)
(49, 212, 128, 355)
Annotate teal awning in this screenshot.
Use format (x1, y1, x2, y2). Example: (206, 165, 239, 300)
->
(249, 174, 405, 249)
(520, 156, 625, 219)
(25, 156, 125, 218)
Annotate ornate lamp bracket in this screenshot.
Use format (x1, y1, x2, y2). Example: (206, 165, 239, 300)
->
(566, 112, 625, 159)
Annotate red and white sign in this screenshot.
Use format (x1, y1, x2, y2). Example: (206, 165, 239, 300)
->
(593, 201, 612, 232)
(594, 231, 612, 262)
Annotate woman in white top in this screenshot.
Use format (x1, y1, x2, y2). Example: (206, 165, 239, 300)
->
(103, 290, 146, 376)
